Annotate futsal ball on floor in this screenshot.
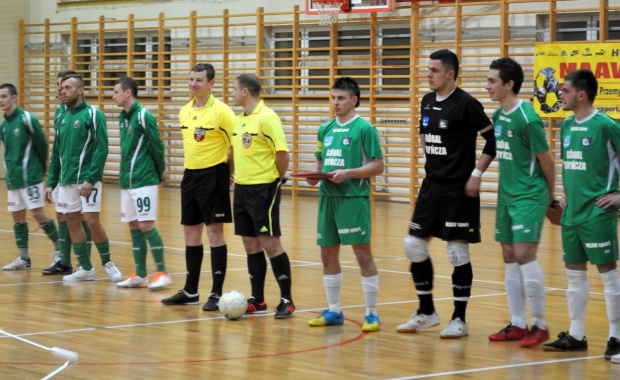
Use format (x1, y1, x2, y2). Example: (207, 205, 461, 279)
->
(218, 290, 247, 320)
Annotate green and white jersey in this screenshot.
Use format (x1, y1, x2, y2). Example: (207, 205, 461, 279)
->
(493, 100, 550, 206)
(118, 101, 165, 189)
(561, 109, 620, 226)
(46, 100, 109, 188)
(315, 115, 383, 197)
(0, 107, 48, 190)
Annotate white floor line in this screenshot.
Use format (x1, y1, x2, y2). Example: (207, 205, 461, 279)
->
(0, 327, 78, 379)
(384, 355, 605, 379)
(0, 293, 509, 340)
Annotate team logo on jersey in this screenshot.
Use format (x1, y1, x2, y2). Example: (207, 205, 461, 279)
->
(494, 124, 502, 137)
(563, 135, 571, 148)
(73, 120, 80, 129)
(342, 137, 351, 146)
(13, 128, 20, 137)
(243, 133, 252, 148)
(324, 136, 334, 147)
(194, 128, 205, 142)
(439, 119, 448, 129)
(581, 136, 592, 147)
(126, 123, 133, 135)
(507, 129, 514, 138)
(422, 117, 429, 128)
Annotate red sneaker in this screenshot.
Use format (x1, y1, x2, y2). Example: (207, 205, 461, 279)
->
(488, 323, 529, 341)
(520, 325, 550, 347)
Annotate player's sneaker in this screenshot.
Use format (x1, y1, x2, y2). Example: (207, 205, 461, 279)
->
(246, 297, 268, 314)
(362, 313, 380, 332)
(116, 273, 149, 288)
(161, 290, 199, 305)
(63, 267, 96, 282)
(440, 317, 469, 339)
(202, 293, 220, 311)
(604, 337, 620, 359)
(103, 261, 122, 282)
(488, 322, 528, 341)
(148, 272, 172, 290)
(51, 251, 61, 264)
(308, 309, 345, 326)
(396, 311, 440, 333)
(543, 331, 588, 352)
(520, 325, 550, 347)
(612, 353, 620, 364)
(3, 257, 31, 271)
(274, 298, 296, 319)
(41, 261, 73, 275)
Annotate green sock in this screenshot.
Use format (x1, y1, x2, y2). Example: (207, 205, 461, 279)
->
(145, 228, 166, 273)
(14, 223, 29, 260)
(131, 229, 148, 277)
(73, 241, 92, 271)
(41, 220, 60, 251)
(82, 221, 92, 256)
(58, 221, 72, 266)
(14, 223, 29, 248)
(95, 239, 111, 266)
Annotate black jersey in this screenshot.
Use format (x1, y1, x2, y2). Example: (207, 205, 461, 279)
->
(419, 87, 491, 182)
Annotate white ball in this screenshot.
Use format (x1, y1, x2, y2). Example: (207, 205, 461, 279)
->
(218, 290, 247, 320)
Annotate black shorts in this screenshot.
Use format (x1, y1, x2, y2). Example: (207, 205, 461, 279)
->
(409, 178, 481, 243)
(181, 164, 232, 226)
(233, 179, 282, 237)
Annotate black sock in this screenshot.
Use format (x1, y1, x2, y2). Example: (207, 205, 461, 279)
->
(269, 252, 292, 302)
(451, 262, 473, 322)
(183, 245, 204, 295)
(247, 252, 267, 303)
(210, 245, 227, 296)
(411, 258, 435, 315)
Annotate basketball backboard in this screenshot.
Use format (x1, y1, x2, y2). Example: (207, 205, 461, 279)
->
(305, 0, 395, 15)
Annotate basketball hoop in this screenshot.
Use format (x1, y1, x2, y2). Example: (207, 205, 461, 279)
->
(315, 0, 344, 26)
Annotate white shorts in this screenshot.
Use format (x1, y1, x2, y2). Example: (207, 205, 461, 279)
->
(52, 185, 60, 211)
(7, 182, 45, 212)
(120, 185, 159, 222)
(56, 182, 103, 214)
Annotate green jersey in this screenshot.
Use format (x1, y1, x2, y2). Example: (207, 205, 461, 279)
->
(47, 100, 108, 188)
(561, 110, 620, 226)
(0, 107, 48, 190)
(315, 115, 383, 197)
(493, 100, 550, 206)
(118, 101, 165, 189)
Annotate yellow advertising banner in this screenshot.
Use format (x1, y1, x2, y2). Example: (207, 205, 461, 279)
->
(534, 43, 620, 118)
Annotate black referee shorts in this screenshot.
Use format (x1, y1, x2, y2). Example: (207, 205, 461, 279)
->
(409, 178, 481, 243)
(233, 178, 282, 237)
(181, 163, 232, 226)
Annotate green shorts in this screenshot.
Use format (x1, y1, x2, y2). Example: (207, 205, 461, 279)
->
(317, 196, 371, 247)
(495, 203, 547, 244)
(561, 212, 619, 265)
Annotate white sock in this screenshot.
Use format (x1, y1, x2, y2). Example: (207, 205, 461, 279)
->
(520, 260, 547, 329)
(324, 272, 343, 313)
(505, 262, 527, 329)
(361, 274, 379, 316)
(600, 268, 620, 339)
(566, 269, 589, 340)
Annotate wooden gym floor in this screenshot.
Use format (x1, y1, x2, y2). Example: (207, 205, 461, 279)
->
(0, 184, 619, 379)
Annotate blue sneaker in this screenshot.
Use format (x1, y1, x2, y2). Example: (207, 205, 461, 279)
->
(362, 313, 380, 332)
(308, 309, 345, 326)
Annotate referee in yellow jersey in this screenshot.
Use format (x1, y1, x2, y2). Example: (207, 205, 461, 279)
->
(161, 63, 235, 311)
(231, 74, 295, 319)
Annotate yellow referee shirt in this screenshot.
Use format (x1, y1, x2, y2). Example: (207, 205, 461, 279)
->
(232, 100, 290, 185)
(179, 93, 235, 169)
